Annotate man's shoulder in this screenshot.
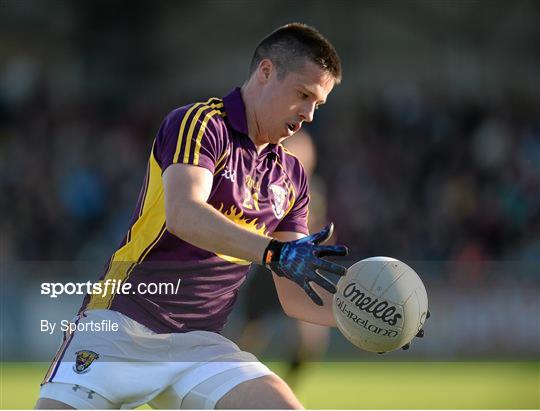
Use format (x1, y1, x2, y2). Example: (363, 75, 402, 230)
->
(275, 144, 307, 181)
(165, 97, 227, 128)
(276, 144, 303, 167)
(153, 96, 230, 167)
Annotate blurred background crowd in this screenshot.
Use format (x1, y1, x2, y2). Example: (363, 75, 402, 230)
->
(0, 0, 538, 360)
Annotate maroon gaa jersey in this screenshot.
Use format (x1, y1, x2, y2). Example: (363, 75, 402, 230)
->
(80, 88, 309, 333)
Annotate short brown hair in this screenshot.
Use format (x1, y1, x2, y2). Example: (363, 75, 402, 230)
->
(249, 23, 342, 84)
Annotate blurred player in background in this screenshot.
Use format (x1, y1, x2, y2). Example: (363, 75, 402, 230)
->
(238, 130, 332, 389)
(36, 23, 348, 409)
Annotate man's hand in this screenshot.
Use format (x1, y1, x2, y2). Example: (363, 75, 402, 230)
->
(262, 223, 348, 306)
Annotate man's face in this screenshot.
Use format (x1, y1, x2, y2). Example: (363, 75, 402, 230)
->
(255, 59, 335, 145)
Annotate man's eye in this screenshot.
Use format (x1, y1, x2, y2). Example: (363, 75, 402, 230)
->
(298, 91, 309, 99)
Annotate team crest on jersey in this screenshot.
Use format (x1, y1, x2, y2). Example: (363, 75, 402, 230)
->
(269, 184, 289, 219)
(73, 350, 99, 374)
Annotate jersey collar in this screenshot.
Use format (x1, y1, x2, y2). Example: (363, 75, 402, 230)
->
(223, 87, 249, 136)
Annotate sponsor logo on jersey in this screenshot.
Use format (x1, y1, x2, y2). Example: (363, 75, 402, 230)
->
(221, 167, 236, 182)
(73, 350, 100, 374)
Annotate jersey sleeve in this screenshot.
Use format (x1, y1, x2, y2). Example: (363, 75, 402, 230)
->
(274, 165, 310, 235)
(153, 101, 225, 174)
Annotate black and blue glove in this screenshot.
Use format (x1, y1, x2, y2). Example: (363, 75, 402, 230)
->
(262, 223, 348, 306)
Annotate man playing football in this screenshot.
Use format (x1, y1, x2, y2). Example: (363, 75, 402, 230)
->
(36, 23, 347, 409)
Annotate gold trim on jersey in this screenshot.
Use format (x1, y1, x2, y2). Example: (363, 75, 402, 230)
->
(138, 141, 155, 218)
(86, 150, 166, 310)
(214, 204, 268, 265)
(213, 147, 230, 176)
(173, 97, 218, 163)
(280, 145, 300, 160)
(183, 104, 222, 164)
(193, 108, 226, 165)
(173, 98, 225, 165)
(87, 99, 229, 310)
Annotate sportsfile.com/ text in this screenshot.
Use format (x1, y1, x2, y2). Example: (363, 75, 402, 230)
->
(40, 279, 182, 299)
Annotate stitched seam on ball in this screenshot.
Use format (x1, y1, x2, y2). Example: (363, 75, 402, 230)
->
(379, 265, 409, 298)
(402, 285, 423, 307)
(368, 262, 388, 292)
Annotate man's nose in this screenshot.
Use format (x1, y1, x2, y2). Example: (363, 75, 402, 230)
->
(299, 102, 316, 123)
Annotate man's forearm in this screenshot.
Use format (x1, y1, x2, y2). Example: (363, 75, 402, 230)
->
(168, 200, 338, 326)
(166, 199, 271, 263)
(273, 274, 336, 327)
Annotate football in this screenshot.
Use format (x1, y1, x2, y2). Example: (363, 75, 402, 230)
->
(333, 256, 428, 353)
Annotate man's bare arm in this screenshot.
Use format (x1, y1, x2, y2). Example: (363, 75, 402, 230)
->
(164, 164, 347, 311)
(163, 163, 271, 262)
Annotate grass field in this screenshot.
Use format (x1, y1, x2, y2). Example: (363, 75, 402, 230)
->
(1, 362, 538, 409)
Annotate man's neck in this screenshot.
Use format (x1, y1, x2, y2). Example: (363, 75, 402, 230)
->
(240, 83, 269, 154)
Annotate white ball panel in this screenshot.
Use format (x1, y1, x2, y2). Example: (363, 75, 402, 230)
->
(346, 260, 385, 292)
(371, 261, 409, 297)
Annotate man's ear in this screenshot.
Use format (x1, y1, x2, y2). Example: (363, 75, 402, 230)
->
(257, 59, 273, 82)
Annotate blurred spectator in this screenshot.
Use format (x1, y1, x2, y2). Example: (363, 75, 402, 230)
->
(0, 2, 538, 272)
(0, 0, 538, 361)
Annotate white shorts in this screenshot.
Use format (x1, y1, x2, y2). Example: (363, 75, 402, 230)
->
(39, 309, 273, 409)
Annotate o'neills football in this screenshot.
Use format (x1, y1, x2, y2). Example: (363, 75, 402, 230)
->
(333, 257, 428, 353)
